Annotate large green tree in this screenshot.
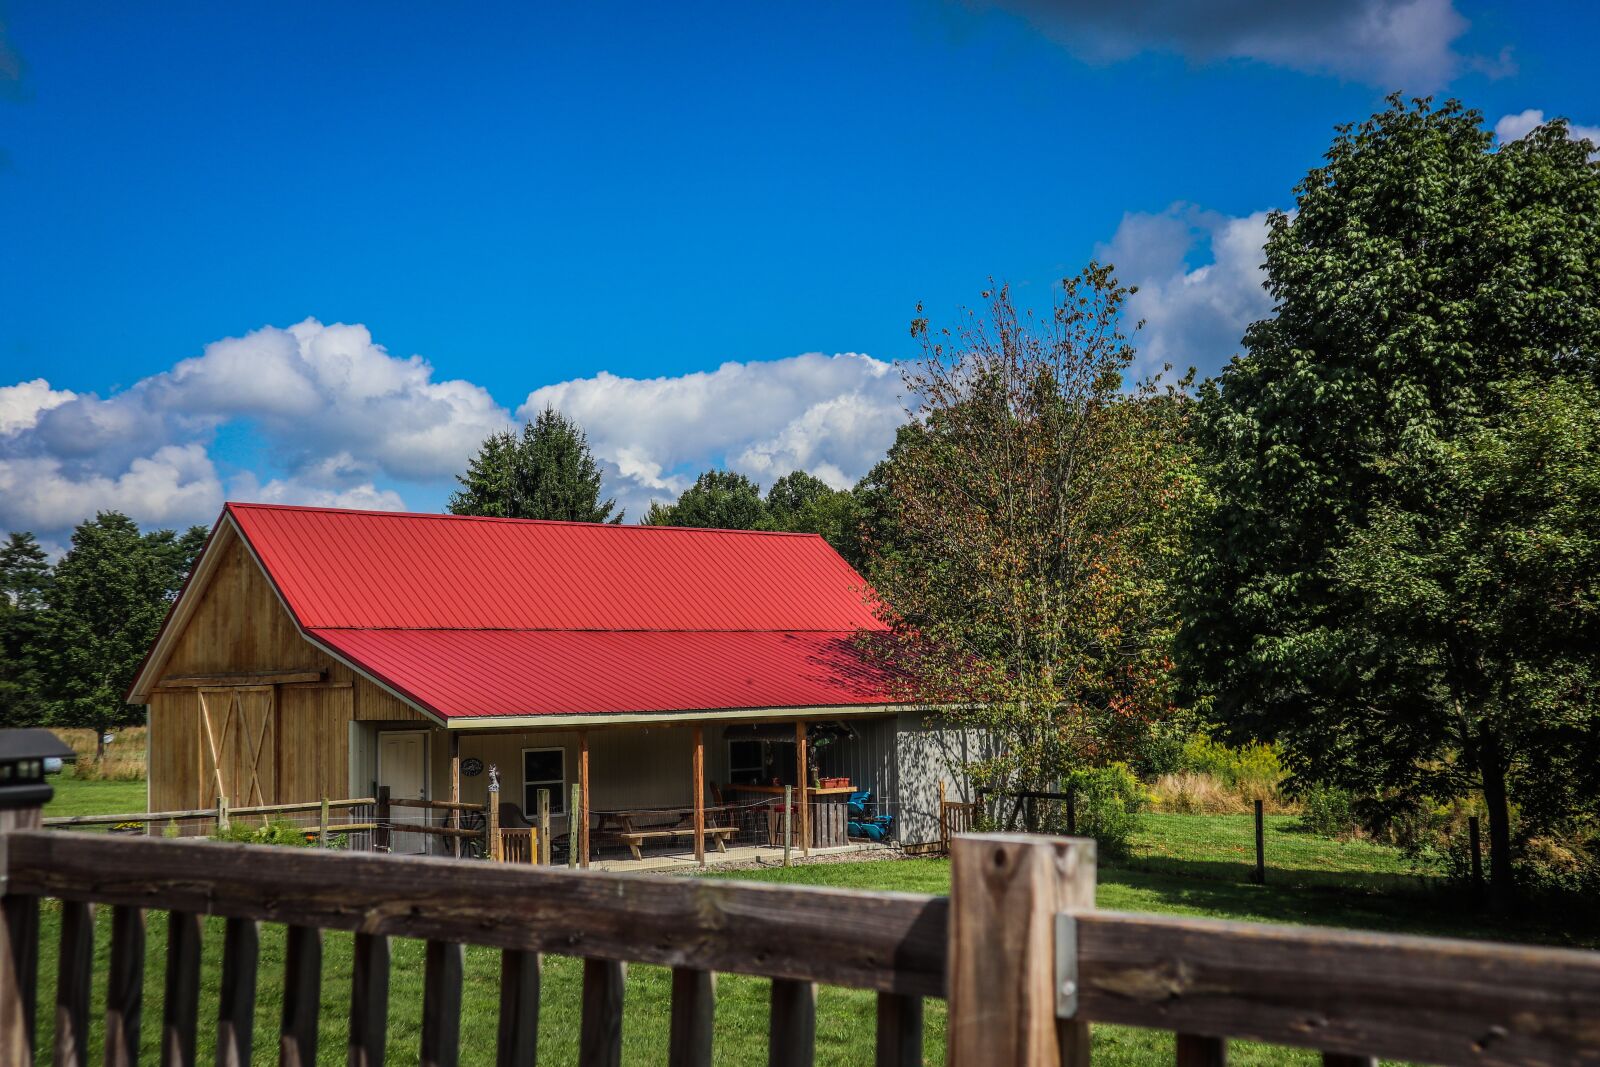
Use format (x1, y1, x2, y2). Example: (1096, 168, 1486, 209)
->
(760, 471, 865, 566)
(866, 267, 1199, 814)
(1178, 97, 1600, 908)
(450, 407, 620, 523)
(0, 532, 53, 726)
(644, 470, 767, 530)
(41, 513, 208, 755)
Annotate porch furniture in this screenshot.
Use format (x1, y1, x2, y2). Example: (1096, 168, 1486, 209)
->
(592, 806, 738, 861)
(728, 784, 854, 848)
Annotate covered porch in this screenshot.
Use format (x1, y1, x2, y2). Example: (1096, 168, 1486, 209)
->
(372, 711, 900, 867)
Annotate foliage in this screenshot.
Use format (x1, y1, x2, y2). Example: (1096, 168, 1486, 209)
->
(1176, 736, 1284, 803)
(644, 469, 766, 530)
(1062, 764, 1145, 858)
(449, 406, 620, 522)
(1177, 96, 1600, 908)
(1298, 786, 1359, 838)
(863, 265, 1201, 815)
(0, 532, 53, 725)
(211, 819, 320, 848)
(760, 470, 866, 566)
(36, 514, 206, 745)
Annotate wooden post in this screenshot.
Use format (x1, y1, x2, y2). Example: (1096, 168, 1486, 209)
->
(693, 724, 706, 865)
(449, 733, 462, 860)
(1469, 816, 1484, 903)
(319, 797, 330, 849)
(568, 784, 581, 870)
(1066, 784, 1076, 837)
(217, 794, 230, 834)
(488, 781, 502, 862)
(783, 785, 793, 868)
(1253, 799, 1265, 885)
(579, 731, 591, 869)
(795, 721, 810, 856)
(938, 780, 947, 855)
(0, 796, 44, 1067)
(537, 789, 551, 866)
(376, 786, 391, 852)
(947, 834, 1096, 1066)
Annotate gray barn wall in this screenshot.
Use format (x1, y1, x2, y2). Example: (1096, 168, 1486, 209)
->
(815, 716, 897, 811)
(892, 710, 989, 846)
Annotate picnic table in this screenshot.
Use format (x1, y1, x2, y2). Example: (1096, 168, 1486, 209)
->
(593, 805, 738, 861)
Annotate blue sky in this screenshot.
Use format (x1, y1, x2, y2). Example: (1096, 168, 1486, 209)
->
(2, 1, 1597, 546)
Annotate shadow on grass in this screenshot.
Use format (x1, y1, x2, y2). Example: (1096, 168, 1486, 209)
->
(1110, 852, 1435, 896)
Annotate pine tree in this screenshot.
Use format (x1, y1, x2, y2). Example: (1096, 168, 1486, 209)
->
(0, 532, 53, 726)
(450, 409, 620, 523)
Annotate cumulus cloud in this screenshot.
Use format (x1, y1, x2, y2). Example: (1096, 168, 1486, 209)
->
(2, 321, 909, 544)
(0, 319, 511, 543)
(975, 0, 1499, 90)
(1494, 109, 1600, 153)
(520, 353, 906, 517)
(1097, 203, 1276, 380)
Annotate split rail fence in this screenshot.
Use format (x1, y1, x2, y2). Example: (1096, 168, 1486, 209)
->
(2, 801, 1597, 1066)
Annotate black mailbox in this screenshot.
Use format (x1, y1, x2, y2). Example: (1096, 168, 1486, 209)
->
(0, 728, 77, 811)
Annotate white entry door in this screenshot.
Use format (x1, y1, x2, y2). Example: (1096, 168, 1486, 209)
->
(378, 730, 428, 855)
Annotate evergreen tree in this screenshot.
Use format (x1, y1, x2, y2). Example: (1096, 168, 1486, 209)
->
(450, 408, 620, 522)
(0, 532, 53, 726)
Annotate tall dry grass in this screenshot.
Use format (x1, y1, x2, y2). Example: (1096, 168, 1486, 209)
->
(50, 727, 148, 781)
(1149, 770, 1295, 815)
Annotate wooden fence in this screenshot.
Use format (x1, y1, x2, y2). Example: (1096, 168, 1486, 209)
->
(937, 780, 978, 856)
(2, 804, 1597, 1065)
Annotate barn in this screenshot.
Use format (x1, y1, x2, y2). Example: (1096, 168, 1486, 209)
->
(128, 503, 977, 859)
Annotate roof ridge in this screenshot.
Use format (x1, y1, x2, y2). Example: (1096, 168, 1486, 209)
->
(226, 501, 830, 539)
(302, 625, 887, 634)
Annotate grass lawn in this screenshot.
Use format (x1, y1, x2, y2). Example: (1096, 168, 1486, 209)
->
(24, 776, 1597, 1064)
(41, 767, 146, 820)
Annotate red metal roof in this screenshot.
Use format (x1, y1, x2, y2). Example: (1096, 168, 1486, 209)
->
(224, 503, 893, 720)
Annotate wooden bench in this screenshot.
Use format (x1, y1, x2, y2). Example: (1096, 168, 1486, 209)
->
(616, 825, 737, 860)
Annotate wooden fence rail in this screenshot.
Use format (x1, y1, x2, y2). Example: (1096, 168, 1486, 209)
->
(2, 812, 1597, 1065)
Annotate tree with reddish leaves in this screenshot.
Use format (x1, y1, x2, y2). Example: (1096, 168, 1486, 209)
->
(864, 265, 1200, 823)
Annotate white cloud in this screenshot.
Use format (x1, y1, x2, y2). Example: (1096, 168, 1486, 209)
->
(977, 0, 1497, 90)
(1494, 109, 1600, 152)
(0, 444, 224, 534)
(1097, 203, 1276, 379)
(520, 353, 905, 517)
(0, 379, 76, 436)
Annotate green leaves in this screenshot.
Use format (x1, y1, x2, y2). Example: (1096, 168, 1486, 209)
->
(449, 407, 620, 523)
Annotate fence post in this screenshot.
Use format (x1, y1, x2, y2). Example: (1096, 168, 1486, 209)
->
(216, 794, 230, 834)
(538, 789, 551, 866)
(319, 797, 330, 848)
(488, 780, 502, 862)
(938, 780, 947, 855)
(1253, 799, 1265, 885)
(568, 784, 581, 870)
(947, 833, 1096, 1067)
(375, 786, 391, 853)
(1066, 785, 1076, 837)
(783, 785, 793, 868)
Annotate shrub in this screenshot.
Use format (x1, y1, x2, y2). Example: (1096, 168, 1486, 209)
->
(1298, 785, 1358, 837)
(1056, 764, 1144, 859)
(212, 819, 317, 848)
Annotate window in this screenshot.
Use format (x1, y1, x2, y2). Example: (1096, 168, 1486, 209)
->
(727, 739, 797, 786)
(523, 747, 566, 815)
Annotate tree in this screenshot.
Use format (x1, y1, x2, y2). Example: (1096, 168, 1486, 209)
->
(0, 532, 53, 726)
(1177, 97, 1600, 909)
(450, 407, 620, 523)
(865, 266, 1198, 819)
(760, 471, 865, 566)
(645, 470, 767, 530)
(40, 513, 205, 757)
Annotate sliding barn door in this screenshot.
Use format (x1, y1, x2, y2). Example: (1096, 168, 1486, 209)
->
(198, 686, 278, 808)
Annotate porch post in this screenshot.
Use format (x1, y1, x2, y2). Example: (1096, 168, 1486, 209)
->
(579, 731, 591, 869)
(692, 725, 705, 865)
(795, 720, 810, 856)
(448, 732, 461, 859)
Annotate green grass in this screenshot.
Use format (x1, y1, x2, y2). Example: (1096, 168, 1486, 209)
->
(26, 778, 1598, 1063)
(42, 767, 147, 820)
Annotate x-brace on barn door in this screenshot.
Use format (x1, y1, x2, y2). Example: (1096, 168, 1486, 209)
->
(198, 685, 277, 808)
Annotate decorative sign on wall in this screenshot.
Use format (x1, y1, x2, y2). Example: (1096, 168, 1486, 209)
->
(461, 757, 484, 778)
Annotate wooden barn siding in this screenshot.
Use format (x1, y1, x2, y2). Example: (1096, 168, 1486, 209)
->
(147, 522, 429, 812)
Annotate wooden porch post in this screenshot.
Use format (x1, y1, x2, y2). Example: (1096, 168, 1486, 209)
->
(795, 720, 810, 856)
(692, 725, 705, 865)
(448, 732, 461, 860)
(579, 731, 591, 869)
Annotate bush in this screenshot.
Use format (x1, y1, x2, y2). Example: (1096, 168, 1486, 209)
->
(212, 819, 317, 848)
(1149, 771, 1249, 814)
(1059, 764, 1144, 859)
(1298, 785, 1358, 837)
(1179, 736, 1284, 801)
